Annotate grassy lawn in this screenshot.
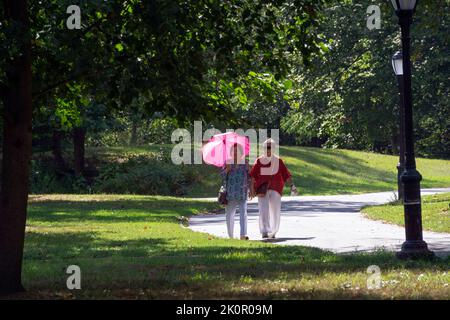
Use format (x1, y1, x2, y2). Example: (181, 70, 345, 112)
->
(363, 193, 450, 233)
(87, 145, 450, 197)
(13, 194, 450, 299)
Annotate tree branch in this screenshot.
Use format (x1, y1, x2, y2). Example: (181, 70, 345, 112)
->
(32, 71, 94, 101)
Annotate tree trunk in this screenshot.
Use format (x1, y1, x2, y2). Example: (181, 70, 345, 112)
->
(52, 130, 66, 172)
(392, 133, 399, 156)
(73, 127, 86, 176)
(0, 0, 32, 295)
(129, 120, 138, 146)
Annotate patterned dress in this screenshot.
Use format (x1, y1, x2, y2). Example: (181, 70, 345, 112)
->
(220, 162, 249, 201)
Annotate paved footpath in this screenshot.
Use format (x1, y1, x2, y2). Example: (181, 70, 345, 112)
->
(189, 188, 450, 256)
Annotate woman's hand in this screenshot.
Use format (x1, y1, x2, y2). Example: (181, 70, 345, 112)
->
(290, 184, 299, 196)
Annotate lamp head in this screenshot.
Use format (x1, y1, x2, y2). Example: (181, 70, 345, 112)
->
(391, 0, 418, 13)
(392, 51, 403, 76)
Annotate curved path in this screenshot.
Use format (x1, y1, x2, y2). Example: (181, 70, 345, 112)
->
(189, 188, 450, 256)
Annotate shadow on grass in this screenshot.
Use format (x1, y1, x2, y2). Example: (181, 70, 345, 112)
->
(21, 229, 450, 299)
(284, 147, 394, 179)
(281, 147, 396, 194)
(24, 230, 450, 275)
(24, 231, 170, 260)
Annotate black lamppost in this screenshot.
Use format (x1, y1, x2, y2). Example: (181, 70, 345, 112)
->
(390, 0, 434, 259)
(392, 51, 405, 201)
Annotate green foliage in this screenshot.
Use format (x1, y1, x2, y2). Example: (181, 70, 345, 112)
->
(29, 160, 61, 194)
(54, 97, 81, 130)
(93, 153, 200, 196)
(29, 159, 91, 194)
(16, 0, 329, 129)
(87, 130, 129, 147)
(2, 0, 332, 165)
(139, 118, 179, 145)
(87, 115, 180, 147)
(282, 0, 450, 158)
(29, 147, 202, 196)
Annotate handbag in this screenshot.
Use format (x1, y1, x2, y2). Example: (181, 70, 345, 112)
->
(218, 171, 229, 205)
(256, 174, 273, 197)
(256, 182, 269, 196)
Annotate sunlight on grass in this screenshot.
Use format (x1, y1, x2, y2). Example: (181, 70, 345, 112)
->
(88, 145, 450, 197)
(17, 194, 450, 299)
(363, 193, 450, 233)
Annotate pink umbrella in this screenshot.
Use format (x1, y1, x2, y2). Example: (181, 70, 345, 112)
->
(202, 132, 250, 167)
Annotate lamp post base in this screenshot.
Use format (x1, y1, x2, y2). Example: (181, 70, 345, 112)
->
(396, 240, 434, 260)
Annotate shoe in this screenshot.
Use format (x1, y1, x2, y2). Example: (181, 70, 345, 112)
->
(240, 235, 249, 240)
(268, 233, 276, 239)
(262, 233, 269, 239)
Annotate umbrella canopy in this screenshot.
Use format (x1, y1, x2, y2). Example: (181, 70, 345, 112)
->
(202, 132, 250, 167)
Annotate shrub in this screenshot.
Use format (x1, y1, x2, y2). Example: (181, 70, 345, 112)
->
(92, 153, 200, 196)
(29, 159, 93, 194)
(29, 148, 202, 196)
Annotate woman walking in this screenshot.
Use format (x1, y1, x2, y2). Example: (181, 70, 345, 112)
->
(220, 143, 250, 240)
(250, 139, 297, 239)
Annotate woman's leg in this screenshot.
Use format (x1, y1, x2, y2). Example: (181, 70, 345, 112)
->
(238, 199, 248, 237)
(225, 201, 238, 238)
(268, 190, 282, 237)
(258, 194, 270, 236)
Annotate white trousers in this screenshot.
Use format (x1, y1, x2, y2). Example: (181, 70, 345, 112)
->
(258, 190, 282, 236)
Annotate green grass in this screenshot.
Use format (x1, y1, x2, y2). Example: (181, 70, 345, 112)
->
(87, 145, 450, 197)
(12, 194, 450, 299)
(363, 193, 450, 233)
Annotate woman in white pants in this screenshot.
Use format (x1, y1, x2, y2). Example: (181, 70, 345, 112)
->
(256, 189, 282, 238)
(249, 139, 297, 239)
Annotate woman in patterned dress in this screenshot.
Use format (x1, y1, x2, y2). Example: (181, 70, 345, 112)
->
(221, 143, 250, 240)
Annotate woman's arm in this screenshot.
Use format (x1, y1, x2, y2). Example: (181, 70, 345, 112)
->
(280, 159, 298, 195)
(248, 158, 260, 199)
(286, 176, 299, 195)
(286, 177, 293, 187)
(249, 177, 256, 199)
